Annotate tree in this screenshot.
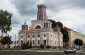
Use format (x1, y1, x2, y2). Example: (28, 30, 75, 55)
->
(29, 41, 32, 48)
(56, 22, 63, 32)
(48, 19, 57, 28)
(48, 19, 63, 32)
(25, 42, 29, 49)
(21, 43, 26, 49)
(62, 27, 69, 48)
(48, 19, 69, 48)
(21, 42, 30, 50)
(0, 10, 12, 36)
(0, 35, 12, 48)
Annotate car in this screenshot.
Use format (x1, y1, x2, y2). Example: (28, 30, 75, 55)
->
(64, 48, 77, 53)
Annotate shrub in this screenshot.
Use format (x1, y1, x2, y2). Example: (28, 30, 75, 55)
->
(21, 43, 26, 49)
(46, 46, 50, 48)
(29, 41, 32, 48)
(25, 42, 29, 49)
(40, 44, 44, 49)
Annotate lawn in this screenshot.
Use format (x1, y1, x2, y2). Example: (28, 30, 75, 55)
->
(0, 48, 21, 50)
(29, 48, 66, 51)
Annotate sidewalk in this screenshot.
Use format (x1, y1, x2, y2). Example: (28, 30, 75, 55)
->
(20, 48, 84, 53)
(20, 48, 64, 52)
(0, 48, 83, 53)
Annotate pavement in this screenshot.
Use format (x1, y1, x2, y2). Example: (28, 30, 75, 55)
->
(1, 48, 85, 53)
(0, 51, 85, 55)
(0, 48, 85, 55)
(1, 49, 83, 53)
(21, 50, 63, 52)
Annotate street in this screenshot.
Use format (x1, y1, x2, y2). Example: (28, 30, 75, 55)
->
(0, 51, 85, 55)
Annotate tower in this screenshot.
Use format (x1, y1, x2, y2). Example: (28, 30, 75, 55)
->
(22, 20, 28, 30)
(37, 1, 47, 20)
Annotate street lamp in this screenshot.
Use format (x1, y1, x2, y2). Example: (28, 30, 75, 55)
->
(78, 39, 80, 49)
(15, 35, 16, 48)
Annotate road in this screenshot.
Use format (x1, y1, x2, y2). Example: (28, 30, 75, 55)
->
(0, 51, 85, 55)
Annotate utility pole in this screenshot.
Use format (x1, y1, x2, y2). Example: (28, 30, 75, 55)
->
(15, 35, 16, 48)
(78, 39, 79, 49)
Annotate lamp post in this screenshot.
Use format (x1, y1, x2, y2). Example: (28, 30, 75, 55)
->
(15, 35, 16, 48)
(78, 39, 80, 49)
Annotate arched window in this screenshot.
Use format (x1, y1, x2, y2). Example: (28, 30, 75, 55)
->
(43, 40, 46, 45)
(35, 25, 41, 29)
(32, 35, 35, 38)
(21, 40, 24, 46)
(28, 35, 30, 38)
(21, 40, 23, 44)
(44, 35, 46, 37)
(37, 34, 40, 37)
(21, 36, 23, 38)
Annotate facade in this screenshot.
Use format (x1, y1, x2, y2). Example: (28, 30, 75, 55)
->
(18, 3, 63, 48)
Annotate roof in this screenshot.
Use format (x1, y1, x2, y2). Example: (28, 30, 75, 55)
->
(64, 26, 85, 36)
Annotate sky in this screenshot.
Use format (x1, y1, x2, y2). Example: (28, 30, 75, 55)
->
(0, 0, 85, 41)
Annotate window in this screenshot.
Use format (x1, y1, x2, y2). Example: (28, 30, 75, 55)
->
(21, 36, 22, 38)
(50, 40, 52, 45)
(35, 25, 41, 29)
(43, 40, 46, 45)
(37, 34, 40, 37)
(38, 40, 40, 45)
(21, 40, 23, 46)
(44, 23, 48, 28)
(44, 35, 46, 37)
(55, 41, 56, 45)
(33, 40, 34, 45)
(28, 40, 30, 45)
(55, 36, 56, 38)
(21, 40, 23, 43)
(32, 35, 35, 38)
(28, 35, 30, 38)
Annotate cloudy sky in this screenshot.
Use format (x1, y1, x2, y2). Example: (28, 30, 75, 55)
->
(0, 0, 85, 41)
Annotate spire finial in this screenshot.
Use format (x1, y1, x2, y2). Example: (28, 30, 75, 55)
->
(39, 0, 45, 4)
(24, 19, 26, 25)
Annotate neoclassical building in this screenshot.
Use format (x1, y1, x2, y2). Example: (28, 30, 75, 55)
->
(18, 3, 63, 48)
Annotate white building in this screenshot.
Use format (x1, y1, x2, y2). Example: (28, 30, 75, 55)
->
(18, 2, 63, 48)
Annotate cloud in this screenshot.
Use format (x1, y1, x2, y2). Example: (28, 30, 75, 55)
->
(0, 0, 85, 41)
(75, 25, 85, 35)
(11, 0, 85, 17)
(46, 0, 85, 11)
(11, 0, 37, 16)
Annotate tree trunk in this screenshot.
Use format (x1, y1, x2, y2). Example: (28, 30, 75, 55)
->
(0, 31, 3, 48)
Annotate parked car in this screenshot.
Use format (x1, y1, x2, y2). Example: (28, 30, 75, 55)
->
(64, 48, 77, 53)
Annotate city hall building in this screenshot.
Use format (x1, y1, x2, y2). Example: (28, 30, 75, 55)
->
(18, 3, 63, 48)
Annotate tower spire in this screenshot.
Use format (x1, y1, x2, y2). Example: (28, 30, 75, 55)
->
(24, 19, 26, 25)
(22, 19, 28, 30)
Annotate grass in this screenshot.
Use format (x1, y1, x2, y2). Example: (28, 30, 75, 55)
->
(0, 48, 21, 50)
(29, 48, 66, 51)
(30, 48, 50, 50)
(0, 48, 67, 51)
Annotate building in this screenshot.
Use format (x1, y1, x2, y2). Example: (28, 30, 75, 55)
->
(18, 2, 63, 48)
(65, 27, 85, 48)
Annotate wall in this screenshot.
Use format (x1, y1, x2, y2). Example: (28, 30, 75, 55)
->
(68, 30, 85, 47)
